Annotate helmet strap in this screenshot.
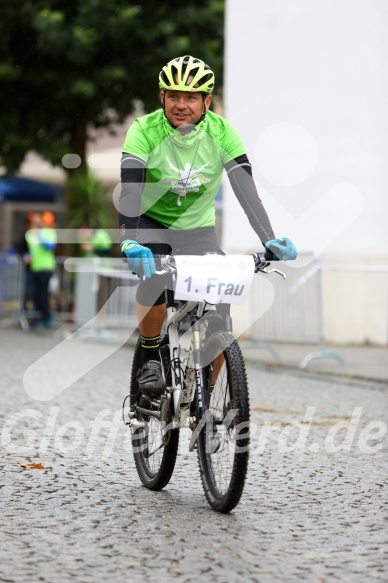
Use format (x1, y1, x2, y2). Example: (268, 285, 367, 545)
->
(199, 94, 208, 122)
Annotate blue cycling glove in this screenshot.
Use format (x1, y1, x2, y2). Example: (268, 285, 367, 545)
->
(264, 237, 297, 261)
(120, 239, 156, 279)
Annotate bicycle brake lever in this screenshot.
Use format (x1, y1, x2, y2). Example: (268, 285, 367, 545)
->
(261, 267, 287, 279)
(141, 268, 171, 280)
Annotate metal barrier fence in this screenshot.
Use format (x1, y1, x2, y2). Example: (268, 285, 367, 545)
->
(5, 254, 387, 355)
(61, 257, 139, 338)
(248, 253, 345, 368)
(249, 256, 388, 364)
(96, 267, 138, 330)
(0, 256, 139, 335)
(49, 256, 73, 322)
(0, 253, 27, 329)
(249, 253, 321, 344)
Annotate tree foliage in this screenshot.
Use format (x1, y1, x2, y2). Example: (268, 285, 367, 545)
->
(66, 171, 115, 229)
(0, 0, 225, 173)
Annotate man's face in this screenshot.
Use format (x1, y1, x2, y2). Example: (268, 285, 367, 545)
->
(79, 228, 93, 241)
(30, 213, 42, 228)
(161, 90, 212, 127)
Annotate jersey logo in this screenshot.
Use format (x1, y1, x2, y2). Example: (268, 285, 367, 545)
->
(166, 156, 209, 205)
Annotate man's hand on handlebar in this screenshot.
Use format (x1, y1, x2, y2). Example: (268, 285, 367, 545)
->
(120, 239, 156, 279)
(264, 237, 297, 261)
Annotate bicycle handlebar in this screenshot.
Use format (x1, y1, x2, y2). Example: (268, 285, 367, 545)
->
(154, 251, 286, 279)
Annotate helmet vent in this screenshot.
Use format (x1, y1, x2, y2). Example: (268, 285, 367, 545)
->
(159, 55, 215, 94)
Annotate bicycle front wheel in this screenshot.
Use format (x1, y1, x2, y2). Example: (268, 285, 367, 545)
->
(130, 335, 179, 490)
(197, 331, 250, 512)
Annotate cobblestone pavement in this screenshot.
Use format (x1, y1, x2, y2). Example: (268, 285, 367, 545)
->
(1, 330, 387, 583)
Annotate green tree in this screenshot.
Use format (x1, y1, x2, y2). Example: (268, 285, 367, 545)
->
(0, 0, 225, 175)
(66, 171, 114, 229)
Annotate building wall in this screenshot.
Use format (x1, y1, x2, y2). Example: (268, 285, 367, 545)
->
(224, 0, 388, 345)
(321, 254, 388, 345)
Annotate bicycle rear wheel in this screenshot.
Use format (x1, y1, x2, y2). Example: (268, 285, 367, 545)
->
(197, 331, 250, 512)
(130, 335, 179, 490)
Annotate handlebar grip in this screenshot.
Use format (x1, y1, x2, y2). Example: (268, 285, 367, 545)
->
(264, 250, 275, 262)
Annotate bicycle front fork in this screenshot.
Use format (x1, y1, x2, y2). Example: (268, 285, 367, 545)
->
(191, 318, 207, 420)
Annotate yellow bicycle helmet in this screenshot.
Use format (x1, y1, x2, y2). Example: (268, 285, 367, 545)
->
(159, 55, 215, 94)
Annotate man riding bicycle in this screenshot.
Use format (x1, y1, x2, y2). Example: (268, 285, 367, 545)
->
(119, 55, 297, 396)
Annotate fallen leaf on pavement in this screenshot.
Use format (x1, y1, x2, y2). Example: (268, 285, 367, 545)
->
(12, 463, 45, 469)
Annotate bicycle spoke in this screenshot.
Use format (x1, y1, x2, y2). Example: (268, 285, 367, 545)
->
(130, 334, 179, 490)
(197, 331, 250, 512)
(207, 361, 235, 494)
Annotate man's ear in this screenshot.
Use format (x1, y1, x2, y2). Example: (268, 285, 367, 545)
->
(160, 90, 165, 105)
(204, 94, 213, 111)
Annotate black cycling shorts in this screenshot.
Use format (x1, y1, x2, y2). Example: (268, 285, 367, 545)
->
(135, 215, 224, 307)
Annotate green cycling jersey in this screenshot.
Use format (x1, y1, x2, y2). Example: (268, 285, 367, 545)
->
(122, 110, 245, 230)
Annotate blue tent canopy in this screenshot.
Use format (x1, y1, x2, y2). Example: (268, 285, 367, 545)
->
(0, 175, 64, 203)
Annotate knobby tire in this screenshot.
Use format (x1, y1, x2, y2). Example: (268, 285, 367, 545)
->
(130, 335, 179, 490)
(197, 331, 250, 512)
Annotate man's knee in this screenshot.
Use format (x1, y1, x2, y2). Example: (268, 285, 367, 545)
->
(136, 285, 166, 306)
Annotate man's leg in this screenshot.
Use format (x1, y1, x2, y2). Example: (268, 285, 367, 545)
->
(134, 296, 167, 395)
(137, 302, 166, 337)
(137, 302, 166, 364)
(40, 271, 53, 323)
(134, 243, 169, 395)
(32, 271, 45, 323)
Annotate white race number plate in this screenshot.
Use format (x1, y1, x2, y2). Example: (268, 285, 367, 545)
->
(174, 255, 255, 304)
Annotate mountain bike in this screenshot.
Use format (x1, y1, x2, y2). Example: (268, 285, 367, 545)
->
(123, 252, 285, 512)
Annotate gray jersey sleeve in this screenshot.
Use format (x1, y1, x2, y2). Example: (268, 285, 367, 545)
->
(225, 154, 275, 244)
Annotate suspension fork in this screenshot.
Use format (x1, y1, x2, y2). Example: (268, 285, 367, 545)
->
(167, 316, 183, 413)
(191, 317, 207, 420)
(188, 316, 220, 452)
(165, 282, 183, 414)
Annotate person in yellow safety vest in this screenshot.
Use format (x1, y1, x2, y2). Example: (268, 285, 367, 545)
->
(25, 211, 57, 329)
(78, 227, 112, 258)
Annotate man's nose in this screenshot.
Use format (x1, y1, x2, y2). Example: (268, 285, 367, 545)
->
(176, 97, 187, 108)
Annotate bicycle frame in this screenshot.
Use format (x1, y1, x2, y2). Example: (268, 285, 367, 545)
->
(164, 267, 216, 430)
(126, 253, 285, 432)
